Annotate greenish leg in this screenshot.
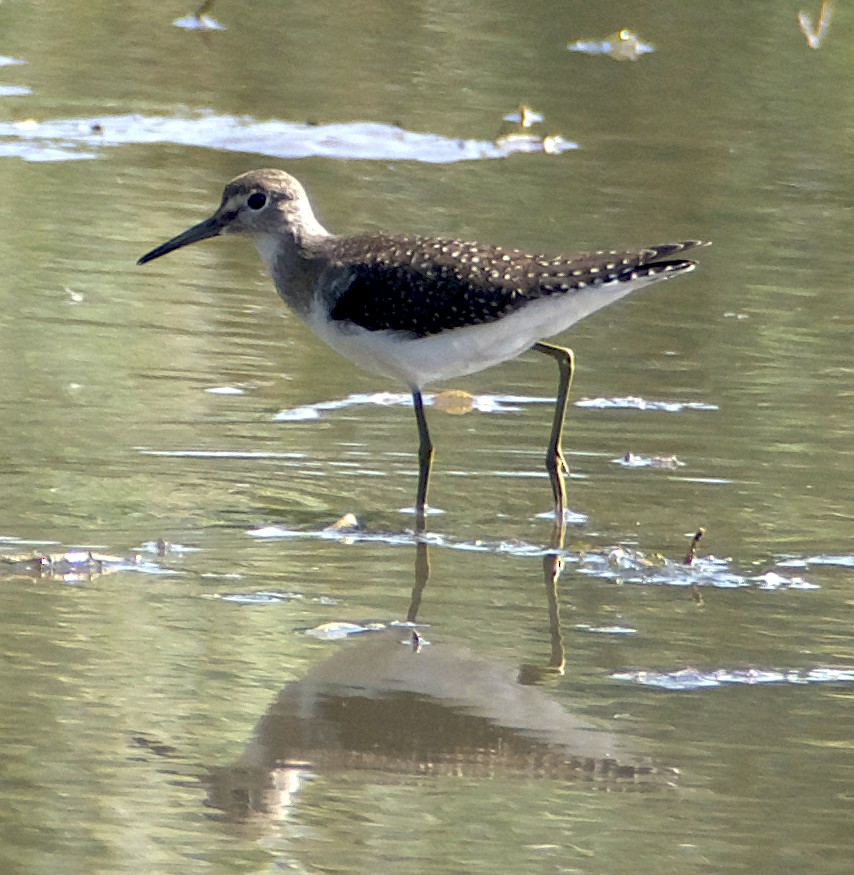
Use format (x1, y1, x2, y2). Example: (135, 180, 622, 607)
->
(532, 341, 575, 523)
(412, 389, 434, 531)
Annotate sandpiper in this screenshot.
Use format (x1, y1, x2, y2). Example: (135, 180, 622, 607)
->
(138, 169, 705, 526)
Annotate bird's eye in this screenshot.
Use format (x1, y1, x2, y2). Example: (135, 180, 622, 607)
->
(247, 192, 267, 210)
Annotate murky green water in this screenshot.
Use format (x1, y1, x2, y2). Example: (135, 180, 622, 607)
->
(1, 2, 853, 873)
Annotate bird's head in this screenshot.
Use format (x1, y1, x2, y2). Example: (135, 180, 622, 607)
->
(137, 169, 322, 265)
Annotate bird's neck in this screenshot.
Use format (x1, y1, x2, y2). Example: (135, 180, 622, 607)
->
(251, 218, 332, 319)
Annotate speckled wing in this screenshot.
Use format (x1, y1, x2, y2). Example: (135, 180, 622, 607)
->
(327, 235, 704, 338)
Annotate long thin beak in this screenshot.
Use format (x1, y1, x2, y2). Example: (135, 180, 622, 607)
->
(137, 214, 224, 265)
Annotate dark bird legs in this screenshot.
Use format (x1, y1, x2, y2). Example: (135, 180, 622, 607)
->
(412, 389, 434, 531)
(411, 340, 575, 531)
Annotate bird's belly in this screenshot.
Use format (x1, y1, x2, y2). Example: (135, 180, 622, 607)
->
(314, 320, 529, 387)
(306, 286, 639, 388)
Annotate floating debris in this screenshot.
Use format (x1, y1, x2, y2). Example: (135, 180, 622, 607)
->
(502, 104, 544, 128)
(0, 56, 27, 66)
(567, 29, 654, 61)
(495, 103, 576, 156)
(433, 389, 477, 415)
(581, 546, 818, 591)
(683, 528, 707, 603)
(798, 1, 833, 48)
(0, 549, 169, 582)
(242, 518, 827, 592)
(326, 512, 359, 531)
(495, 131, 576, 156)
(542, 134, 569, 155)
(683, 528, 705, 566)
(174, 0, 226, 31)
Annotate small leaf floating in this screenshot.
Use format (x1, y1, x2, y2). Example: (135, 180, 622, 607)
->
(567, 29, 654, 62)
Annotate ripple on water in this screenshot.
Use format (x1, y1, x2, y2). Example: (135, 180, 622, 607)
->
(243, 521, 821, 592)
(0, 544, 177, 583)
(778, 554, 854, 569)
(273, 391, 533, 422)
(0, 112, 578, 164)
(206, 590, 304, 605)
(173, 12, 226, 31)
(575, 396, 718, 412)
(612, 667, 854, 690)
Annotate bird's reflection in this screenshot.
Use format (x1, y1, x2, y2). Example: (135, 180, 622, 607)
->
(407, 516, 568, 683)
(206, 518, 671, 824)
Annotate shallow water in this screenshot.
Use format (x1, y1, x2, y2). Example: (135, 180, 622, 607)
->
(1, 2, 853, 873)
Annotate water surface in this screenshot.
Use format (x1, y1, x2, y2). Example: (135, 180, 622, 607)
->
(1, 2, 852, 873)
